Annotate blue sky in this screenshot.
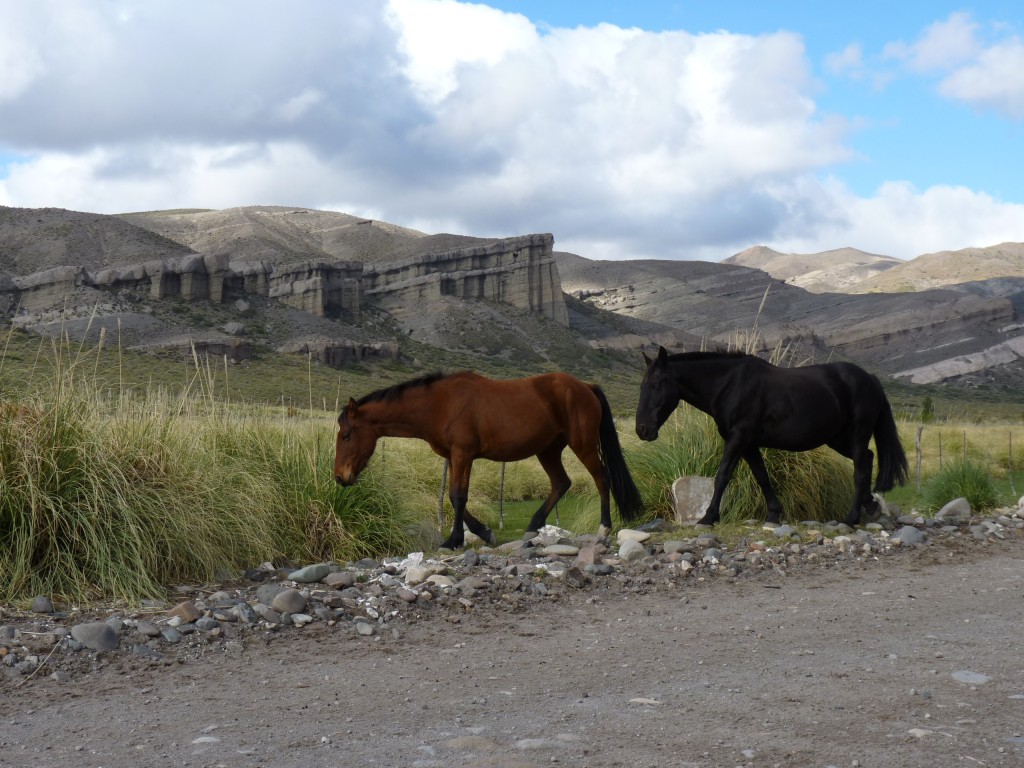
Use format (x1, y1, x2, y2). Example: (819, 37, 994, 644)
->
(1, 0, 1023, 261)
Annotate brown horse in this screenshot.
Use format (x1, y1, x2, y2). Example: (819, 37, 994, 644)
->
(335, 371, 644, 549)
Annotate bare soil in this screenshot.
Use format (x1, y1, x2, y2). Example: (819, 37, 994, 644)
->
(3, 536, 1023, 768)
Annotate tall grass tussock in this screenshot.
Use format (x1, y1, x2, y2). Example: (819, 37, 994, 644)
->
(0, 332, 430, 604)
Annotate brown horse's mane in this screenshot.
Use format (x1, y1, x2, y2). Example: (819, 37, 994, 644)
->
(355, 371, 449, 407)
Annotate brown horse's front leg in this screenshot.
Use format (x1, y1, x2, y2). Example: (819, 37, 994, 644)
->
(439, 456, 495, 549)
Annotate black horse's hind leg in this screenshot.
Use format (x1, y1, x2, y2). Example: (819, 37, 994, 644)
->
(845, 445, 875, 527)
(524, 443, 572, 538)
(743, 449, 785, 524)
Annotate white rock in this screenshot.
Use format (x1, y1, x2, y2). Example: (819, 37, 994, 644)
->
(616, 528, 652, 544)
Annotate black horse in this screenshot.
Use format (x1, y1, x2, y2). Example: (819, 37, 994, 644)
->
(635, 347, 908, 527)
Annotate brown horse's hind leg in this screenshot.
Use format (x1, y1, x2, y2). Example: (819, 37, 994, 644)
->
(524, 443, 572, 538)
(572, 444, 612, 537)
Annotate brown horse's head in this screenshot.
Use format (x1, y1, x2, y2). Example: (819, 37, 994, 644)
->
(334, 399, 378, 485)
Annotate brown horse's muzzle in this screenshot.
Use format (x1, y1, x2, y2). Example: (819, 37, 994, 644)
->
(335, 472, 355, 486)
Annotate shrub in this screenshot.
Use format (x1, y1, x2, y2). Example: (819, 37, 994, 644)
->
(0, 382, 436, 604)
(923, 458, 998, 513)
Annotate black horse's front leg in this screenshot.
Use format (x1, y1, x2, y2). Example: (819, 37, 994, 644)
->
(698, 438, 745, 526)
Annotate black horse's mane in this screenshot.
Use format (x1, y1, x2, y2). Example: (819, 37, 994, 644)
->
(668, 349, 747, 362)
(355, 371, 449, 406)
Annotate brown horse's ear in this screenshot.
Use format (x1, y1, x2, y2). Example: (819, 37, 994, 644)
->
(656, 346, 669, 366)
(347, 397, 357, 414)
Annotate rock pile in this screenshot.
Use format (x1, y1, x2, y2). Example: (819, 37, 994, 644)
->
(2, 498, 1023, 685)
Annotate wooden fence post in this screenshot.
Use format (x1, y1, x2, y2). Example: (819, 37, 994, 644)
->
(915, 425, 923, 492)
(438, 459, 449, 527)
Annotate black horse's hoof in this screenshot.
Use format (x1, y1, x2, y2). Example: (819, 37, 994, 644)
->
(522, 530, 538, 541)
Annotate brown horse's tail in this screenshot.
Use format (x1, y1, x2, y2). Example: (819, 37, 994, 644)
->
(591, 386, 644, 522)
(873, 387, 909, 492)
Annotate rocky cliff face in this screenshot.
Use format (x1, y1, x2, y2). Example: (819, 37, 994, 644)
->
(1, 232, 567, 325)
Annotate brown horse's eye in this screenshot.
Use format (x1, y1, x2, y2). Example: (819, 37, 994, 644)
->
(342, 431, 352, 441)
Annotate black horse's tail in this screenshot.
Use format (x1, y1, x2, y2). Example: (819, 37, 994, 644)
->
(592, 386, 644, 522)
(873, 387, 909, 492)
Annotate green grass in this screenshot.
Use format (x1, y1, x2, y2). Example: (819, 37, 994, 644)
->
(923, 458, 999, 513)
(3, 320, 1024, 605)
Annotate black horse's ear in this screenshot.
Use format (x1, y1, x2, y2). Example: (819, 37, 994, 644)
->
(656, 346, 669, 366)
(642, 349, 652, 367)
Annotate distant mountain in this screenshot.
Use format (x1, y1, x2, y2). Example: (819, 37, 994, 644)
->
(2, 203, 1024, 389)
(118, 206, 486, 266)
(556, 250, 1022, 386)
(0, 205, 192, 275)
(724, 245, 900, 293)
(852, 242, 1024, 293)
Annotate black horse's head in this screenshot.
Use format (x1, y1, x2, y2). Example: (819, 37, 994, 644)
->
(636, 346, 678, 441)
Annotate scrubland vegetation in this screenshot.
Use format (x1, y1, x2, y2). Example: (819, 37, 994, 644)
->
(1, 326, 1021, 604)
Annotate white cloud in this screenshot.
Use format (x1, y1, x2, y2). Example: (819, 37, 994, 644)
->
(884, 12, 980, 73)
(766, 179, 1024, 259)
(938, 37, 1024, 119)
(0, 1, 1022, 264)
(880, 12, 1024, 120)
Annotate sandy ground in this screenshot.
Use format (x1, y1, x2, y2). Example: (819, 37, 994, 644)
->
(2, 536, 1023, 768)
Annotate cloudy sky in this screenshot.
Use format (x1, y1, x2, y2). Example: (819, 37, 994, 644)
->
(1, 0, 1022, 261)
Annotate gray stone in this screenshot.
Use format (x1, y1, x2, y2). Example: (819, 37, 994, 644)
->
(670, 476, 714, 524)
(160, 628, 183, 644)
(541, 544, 580, 557)
(619, 539, 647, 562)
(288, 564, 331, 583)
(893, 525, 926, 546)
(70, 622, 120, 651)
(271, 588, 307, 614)
(232, 602, 259, 624)
(935, 497, 972, 526)
(324, 572, 356, 588)
(195, 616, 220, 631)
(703, 548, 724, 563)
(662, 540, 690, 555)
(134, 620, 162, 638)
(256, 583, 286, 606)
(252, 604, 282, 624)
(31, 595, 54, 614)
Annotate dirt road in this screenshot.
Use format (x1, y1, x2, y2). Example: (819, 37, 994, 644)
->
(3, 537, 1023, 768)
